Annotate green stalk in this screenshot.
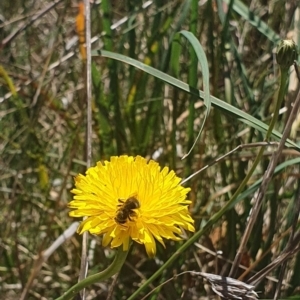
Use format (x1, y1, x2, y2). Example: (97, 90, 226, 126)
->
(56, 247, 128, 300)
(229, 40, 297, 277)
(225, 67, 288, 214)
(127, 190, 241, 300)
(101, 0, 127, 153)
(127, 56, 290, 300)
(186, 0, 198, 175)
(227, 67, 288, 277)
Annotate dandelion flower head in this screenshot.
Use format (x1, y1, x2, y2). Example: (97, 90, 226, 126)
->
(69, 155, 195, 257)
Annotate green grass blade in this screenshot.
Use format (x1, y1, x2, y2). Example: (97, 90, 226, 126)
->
(92, 49, 299, 150)
(232, 157, 300, 209)
(222, 0, 281, 43)
(177, 30, 211, 158)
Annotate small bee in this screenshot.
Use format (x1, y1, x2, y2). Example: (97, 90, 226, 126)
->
(115, 196, 140, 225)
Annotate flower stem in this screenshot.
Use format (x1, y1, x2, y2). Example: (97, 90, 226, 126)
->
(56, 247, 128, 300)
(266, 67, 289, 140)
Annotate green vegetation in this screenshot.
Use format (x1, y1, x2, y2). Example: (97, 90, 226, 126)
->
(1, 0, 300, 299)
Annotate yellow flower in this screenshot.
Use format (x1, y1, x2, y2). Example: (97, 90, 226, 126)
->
(69, 155, 195, 257)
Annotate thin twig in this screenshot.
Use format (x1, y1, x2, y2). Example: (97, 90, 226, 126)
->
(77, 1, 93, 299)
(294, 61, 300, 82)
(31, 51, 52, 107)
(181, 142, 279, 185)
(237, 223, 296, 282)
(20, 222, 79, 300)
(238, 62, 300, 290)
(273, 176, 300, 299)
(248, 232, 300, 286)
(106, 273, 119, 300)
(85, 2, 92, 169)
(0, 0, 64, 48)
(141, 271, 191, 300)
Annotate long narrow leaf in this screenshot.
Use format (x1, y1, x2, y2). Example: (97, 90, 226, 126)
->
(178, 30, 211, 158)
(222, 0, 281, 44)
(233, 157, 300, 208)
(92, 49, 299, 150)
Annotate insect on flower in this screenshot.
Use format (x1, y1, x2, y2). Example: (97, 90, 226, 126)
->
(115, 196, 140, 225)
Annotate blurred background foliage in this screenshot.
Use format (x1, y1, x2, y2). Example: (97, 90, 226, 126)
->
(1, 0, 300, 299)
